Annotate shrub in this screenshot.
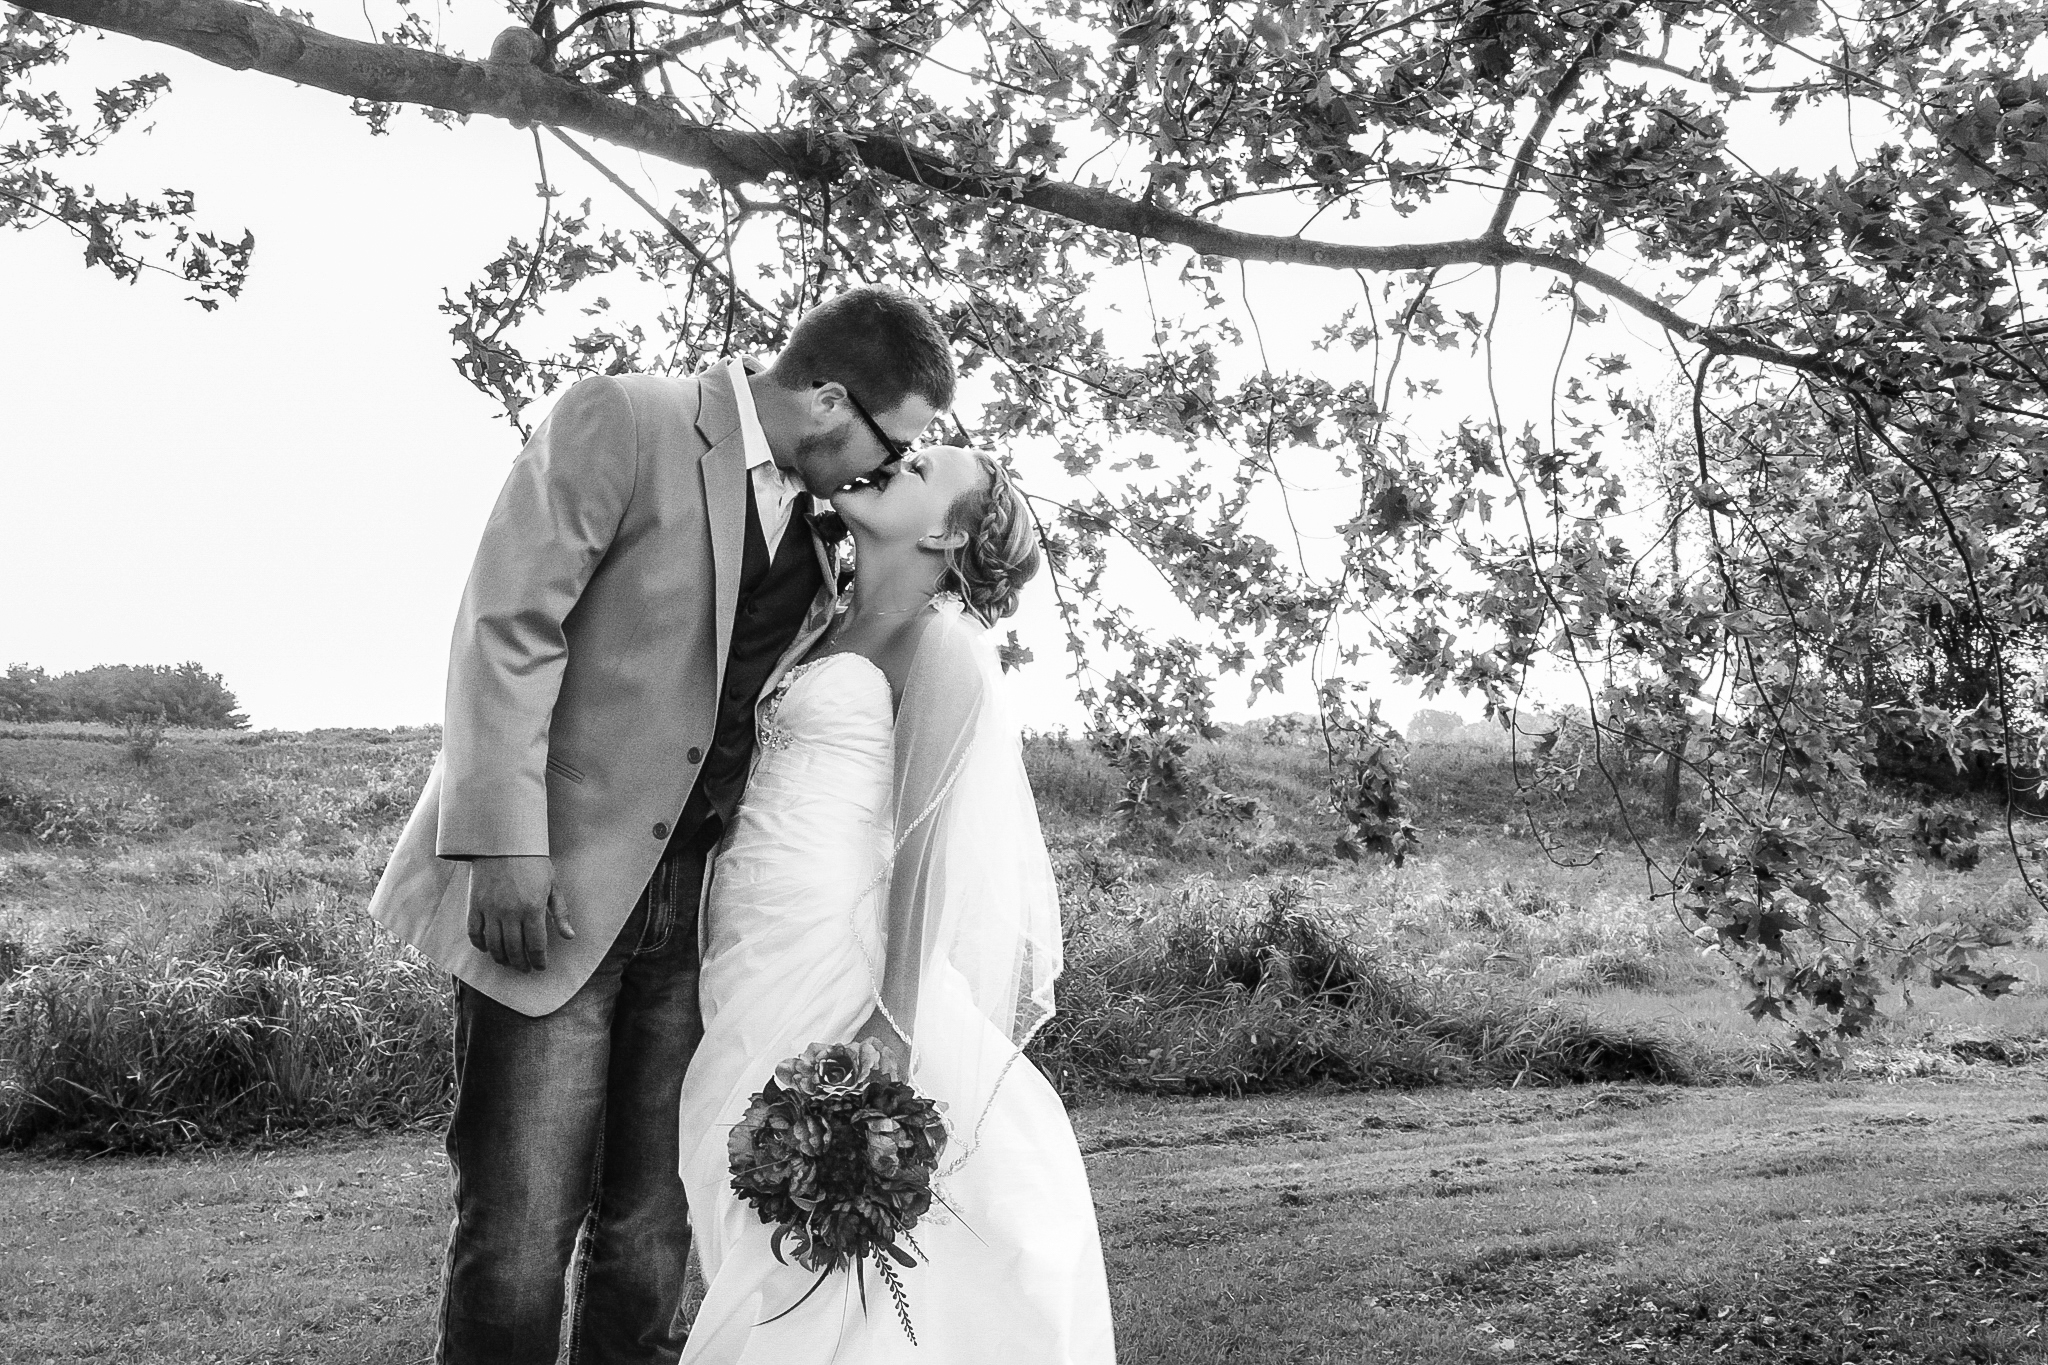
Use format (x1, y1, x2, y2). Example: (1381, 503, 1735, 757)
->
(7, 662, 247, 729)
(1406, 708, 1467, 743)
(122, 715, 166, 767)
(0, 777, 119, 847)
(0, 886, 451, 1151)
(0, 933, 28, 980)
(1321, 688, 1421, 865)
(1033, 879, 1696, 1094)
(1091, 725, 1261, 829)
(1416, 983, 1688, 1084)
(0, 953, 451, 1150)
(1152, 882, 1412, 1015)
(1255, 713, 1319, 745)
(1403, 731, 1690, 840)
(1023, 732, 1119, 822)
(1330, 730, 1420, 865)
(0, 665, 57, 722)
(1909, 805, 1984, 871)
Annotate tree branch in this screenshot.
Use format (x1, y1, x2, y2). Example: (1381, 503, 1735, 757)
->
(14, 0, 1844, 382)
(18, 0, 820, 186)
(1484, 18, 1619, 241)
(1607, 48, 1815, 96)
(542, 124, 768, 319)
(551, 0, 738, 48)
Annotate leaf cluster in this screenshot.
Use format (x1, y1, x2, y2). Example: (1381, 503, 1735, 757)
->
(3, 10, 251, 305)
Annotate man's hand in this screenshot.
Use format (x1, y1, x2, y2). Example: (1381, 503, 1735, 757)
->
(466, 854, 575, 973)
(850, 1008, 909, 1075)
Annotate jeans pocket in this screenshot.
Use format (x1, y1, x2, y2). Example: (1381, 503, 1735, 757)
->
(636, 860, 677, 954)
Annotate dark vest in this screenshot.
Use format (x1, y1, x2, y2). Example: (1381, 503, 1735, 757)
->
(666, 478, 824, 857)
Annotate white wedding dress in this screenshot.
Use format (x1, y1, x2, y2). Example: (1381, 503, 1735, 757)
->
(676, 651, 1116, 1364)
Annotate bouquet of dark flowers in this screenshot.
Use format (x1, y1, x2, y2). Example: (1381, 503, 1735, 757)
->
(727, 1039, 949, 1340)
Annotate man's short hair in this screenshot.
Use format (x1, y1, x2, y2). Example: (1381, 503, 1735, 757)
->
(772, 285, 956, 414)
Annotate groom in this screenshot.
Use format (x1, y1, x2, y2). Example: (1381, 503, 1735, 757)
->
(369, 286, 956, 1364)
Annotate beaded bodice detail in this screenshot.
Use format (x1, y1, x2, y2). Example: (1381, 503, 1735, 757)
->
(755, 652, 891, 757)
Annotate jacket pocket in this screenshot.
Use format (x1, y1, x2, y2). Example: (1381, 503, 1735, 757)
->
(545, 755, 586, 785)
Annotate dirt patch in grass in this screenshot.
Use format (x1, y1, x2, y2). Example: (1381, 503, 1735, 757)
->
(1410, 1201, 2048, 1363)
(1089, 1068, 2048, 1364)
(8, 1072, 2048, 1364)
(1077, 1080, 1686, 1153)
(1577, 1210, 2048, 1363)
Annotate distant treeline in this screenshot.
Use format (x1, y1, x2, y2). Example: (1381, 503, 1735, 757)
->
(0, 663, 247, 730)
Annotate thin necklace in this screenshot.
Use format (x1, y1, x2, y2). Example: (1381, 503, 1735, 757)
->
(822, 595, 932, 653)
(839, 592, 935, 620)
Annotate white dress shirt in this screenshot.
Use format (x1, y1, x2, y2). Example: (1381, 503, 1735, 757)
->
(728, 357, 805, 558)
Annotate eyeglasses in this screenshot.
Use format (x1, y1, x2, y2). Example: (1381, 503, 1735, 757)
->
(821, 382, 914, 463)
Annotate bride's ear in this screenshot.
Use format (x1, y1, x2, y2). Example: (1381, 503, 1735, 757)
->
(916, 527, 968, 552)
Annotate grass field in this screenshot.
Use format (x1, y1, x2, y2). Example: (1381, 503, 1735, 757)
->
(7, 721, 2048, 1361)
(6, 721, 2048, 1150)
(5, 1069, 2045, 1363)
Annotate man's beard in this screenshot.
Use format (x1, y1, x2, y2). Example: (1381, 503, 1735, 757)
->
(791, 425, 857, 494)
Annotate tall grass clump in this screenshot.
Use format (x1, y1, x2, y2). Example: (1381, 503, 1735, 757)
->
(1022, 730, 1120, 827)
(1035, 878, 1698, 1095)
(0, 883, 451, 1151)
(0, 774, 126, 847)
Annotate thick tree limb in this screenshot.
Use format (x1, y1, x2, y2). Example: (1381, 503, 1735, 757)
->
(17, 0, 816, 184)
(17, 0, 1829, 377)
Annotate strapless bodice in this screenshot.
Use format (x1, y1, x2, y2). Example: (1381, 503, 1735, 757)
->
(702, 652, 895, 978)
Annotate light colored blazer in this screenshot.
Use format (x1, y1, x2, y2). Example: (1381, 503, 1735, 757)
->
(368, 365, 838, 1016)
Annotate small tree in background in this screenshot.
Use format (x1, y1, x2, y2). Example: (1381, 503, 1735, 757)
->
(1405, 709, 1466, 744)
(4, 663, 248, 729)
(0, 665, 57, 723)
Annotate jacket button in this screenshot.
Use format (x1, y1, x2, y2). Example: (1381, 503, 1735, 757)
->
(687, 746, 703, 764)
(653, 822, 669, 840)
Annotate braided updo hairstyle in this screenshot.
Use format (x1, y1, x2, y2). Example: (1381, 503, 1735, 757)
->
(937, 452, 1041, 625)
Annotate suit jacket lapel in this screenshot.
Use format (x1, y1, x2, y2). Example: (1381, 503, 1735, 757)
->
(696, 365, 747, 677)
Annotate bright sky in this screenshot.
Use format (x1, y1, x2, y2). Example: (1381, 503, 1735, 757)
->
(0, 6, 1377, 733)
(5, 14, 550, 730)
(2, 5, 1858, 735)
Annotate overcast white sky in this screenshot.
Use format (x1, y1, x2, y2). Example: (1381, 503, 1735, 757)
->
(5, 15, 554, 730)
(5, 5, 1860, 734)
(0, 6, 1398, 732)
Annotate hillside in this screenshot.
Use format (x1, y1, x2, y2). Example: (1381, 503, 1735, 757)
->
(3, 721, 2047, 1150)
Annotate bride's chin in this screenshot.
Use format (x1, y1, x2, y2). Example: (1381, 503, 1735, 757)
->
(830, 491, 890, 529)
(829, 507, 886, 545)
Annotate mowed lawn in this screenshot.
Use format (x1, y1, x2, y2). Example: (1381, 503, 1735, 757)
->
(6, 1069, 2047, 1364)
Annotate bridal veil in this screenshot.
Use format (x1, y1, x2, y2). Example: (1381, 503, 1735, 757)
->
(858, 596, 1062, 1170)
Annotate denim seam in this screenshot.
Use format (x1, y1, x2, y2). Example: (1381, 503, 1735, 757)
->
(436, 991, 468, 1365)
(564, 1108, 608, 1365)
(433, 1211, 460, 1362)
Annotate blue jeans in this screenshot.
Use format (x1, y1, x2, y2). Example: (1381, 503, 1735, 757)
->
(436, 849, 706, 1365)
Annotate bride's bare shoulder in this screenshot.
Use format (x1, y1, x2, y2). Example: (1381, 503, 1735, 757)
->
(861, 606, 986, 720)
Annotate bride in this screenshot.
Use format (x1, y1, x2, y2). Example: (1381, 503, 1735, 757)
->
(674, 445, 1118, 1363)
